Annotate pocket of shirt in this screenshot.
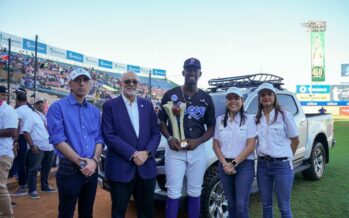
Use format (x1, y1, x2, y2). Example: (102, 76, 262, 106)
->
(270, 124, 286, 140)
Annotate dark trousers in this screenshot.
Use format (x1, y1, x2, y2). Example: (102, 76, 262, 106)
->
(40, 150, 55, 190)
(56, 159, 98, 218)
(13, 134, 28, 186)
(109, 173, 156, 218)
(27, 149, 43, 193)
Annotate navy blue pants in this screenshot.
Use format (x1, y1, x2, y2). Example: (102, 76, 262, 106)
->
(56, 159, 98, 218)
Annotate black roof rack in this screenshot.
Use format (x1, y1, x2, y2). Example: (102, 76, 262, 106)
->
(207, 73, 284, 92)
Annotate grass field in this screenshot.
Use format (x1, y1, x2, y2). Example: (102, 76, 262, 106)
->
(248, 120, 349, 218)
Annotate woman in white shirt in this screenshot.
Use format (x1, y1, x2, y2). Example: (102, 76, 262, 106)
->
(212, 87, 256, 218)
(255, 83, 300, 218)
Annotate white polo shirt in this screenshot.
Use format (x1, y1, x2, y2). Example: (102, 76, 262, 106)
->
(0, 102, 19, 158)
(16, 104, 34, 134)
(22, 111, 53, 151)
(214, 113, 256, 160)
(256, 109, 299, 160)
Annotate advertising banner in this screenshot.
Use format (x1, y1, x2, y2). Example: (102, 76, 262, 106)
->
(331, 85, 349, 101)
(296, 94, 330, 101)
(296, 85, 330, 94)
(311, 32, 325, 82)
(23, 38, 47, 54)
(99, 59, 113, 69)
(300, 101, 349, 106)
(47, 46, 66, 59)
(66, 50, 84, 63)
(127, 65, 141, 73)
(113, 63, 127, 71)
(341, 64, 349, 77)
(84, 56, 98, 66)
(152, 69, 166, 76)
(0, 31, 22, 48)
(340, 107, 349, 116)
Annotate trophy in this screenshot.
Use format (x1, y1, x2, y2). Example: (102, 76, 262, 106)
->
(163, 101, 187, 148)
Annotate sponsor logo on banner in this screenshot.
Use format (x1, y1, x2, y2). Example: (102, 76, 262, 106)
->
(23, 38, 47, 54)
(331, 85, 349, 101)
(340, 107, 349, 116)
(114, 63, 127, 70)
(341, 64, 349, 77)
(152, 69, 166, 76)
(296, 94, 330, 101)
(296, 85, 330, 94)
(66, 50, 84, 63)
(48, 46, 66, 58)
(127, 65, 141, 73)
(99, 59, 113, 69)
(85, 56, 98, 65)
(0, 32, 22, 47)
(300, 101, 349, 106)
(311, 32, 325, 82)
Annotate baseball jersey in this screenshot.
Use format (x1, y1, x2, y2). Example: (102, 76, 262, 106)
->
(158, 86, 215, 139)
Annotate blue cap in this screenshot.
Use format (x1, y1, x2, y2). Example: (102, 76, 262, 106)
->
(0, 86, 8, 94)
(183, 58, 201, 70)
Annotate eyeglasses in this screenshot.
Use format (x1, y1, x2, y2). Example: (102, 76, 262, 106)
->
(122, 79, 139, 85)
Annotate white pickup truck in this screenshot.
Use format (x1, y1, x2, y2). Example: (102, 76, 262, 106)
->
(98, 74, 335, 218)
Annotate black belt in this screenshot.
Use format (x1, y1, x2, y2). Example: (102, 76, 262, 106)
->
(225, 158, 235, 162)
(258, 156, 288, 162)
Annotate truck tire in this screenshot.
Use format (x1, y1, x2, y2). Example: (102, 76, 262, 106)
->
(201, 165, 229, 218)
(302, 142, 326, 180)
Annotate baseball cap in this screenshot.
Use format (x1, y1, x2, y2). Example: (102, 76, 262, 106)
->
(226, 87, 244, 98)
(183, 58, 201, 70)
(256, 82, 276, 94)
(34, 96, 45, 104)
(16, 87, 27, 95)
(69, 68, 91, 81)
(0, 86, 8, 94)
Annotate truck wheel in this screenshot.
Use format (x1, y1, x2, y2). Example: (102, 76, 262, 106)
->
(201, 165, 229, 218)
(302, 142, 326, 180)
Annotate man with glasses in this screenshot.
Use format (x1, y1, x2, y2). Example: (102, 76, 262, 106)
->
(102, 71, 161, 218)
(0, 85, 18, 217)
(47, 68, 104, 218)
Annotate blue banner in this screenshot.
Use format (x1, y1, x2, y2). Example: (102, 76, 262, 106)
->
(66, 50, 84, 63)
(152, 69, 166, 76)
(127, 65, 141, 73)
(98, 59, 113, 69)
(296, 85, 330, 94)
(22, 38, 47, 54)
(300, 101, 349, 106)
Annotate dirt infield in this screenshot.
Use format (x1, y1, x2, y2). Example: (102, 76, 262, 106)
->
(9, 176, 179, 218)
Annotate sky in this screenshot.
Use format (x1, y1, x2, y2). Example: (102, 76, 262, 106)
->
(1, 0, 349, 91)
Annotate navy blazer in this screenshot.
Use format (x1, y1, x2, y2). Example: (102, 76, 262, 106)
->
(102, 96, 161, 182)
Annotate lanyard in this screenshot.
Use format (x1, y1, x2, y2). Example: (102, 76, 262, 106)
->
(35, 110, 47, 129)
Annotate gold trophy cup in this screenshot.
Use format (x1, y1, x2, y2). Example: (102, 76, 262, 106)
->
(163, 101, 187, 148)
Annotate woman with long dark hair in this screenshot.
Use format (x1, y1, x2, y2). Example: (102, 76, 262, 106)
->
(255, 83, 300, 218)
(212, 87, 256, 218)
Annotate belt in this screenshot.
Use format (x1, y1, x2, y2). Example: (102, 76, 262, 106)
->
(258, 156, 288, 162)
(225, 158, 235, 162)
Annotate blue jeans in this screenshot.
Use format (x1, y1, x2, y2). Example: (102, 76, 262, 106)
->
(56, 158, 98, 218)
(27, 149, 44, 193)
(219, 159, 255, 218)
(257, 159, 294, 218)
(40, 150, 55, 190)
(13, 135, 28, 186)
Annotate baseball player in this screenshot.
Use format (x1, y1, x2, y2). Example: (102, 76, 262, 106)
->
(158, 58, 215, 218)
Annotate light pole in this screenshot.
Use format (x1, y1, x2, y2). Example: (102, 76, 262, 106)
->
(301, 21, 327, 100)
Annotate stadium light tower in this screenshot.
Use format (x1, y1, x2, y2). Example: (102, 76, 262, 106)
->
(301, 21, 327, 98)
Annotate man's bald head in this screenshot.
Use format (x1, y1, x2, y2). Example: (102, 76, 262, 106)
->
(119, 71, 139, 101)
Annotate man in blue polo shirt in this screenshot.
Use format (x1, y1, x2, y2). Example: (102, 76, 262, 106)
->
(47, 68, 104, 218)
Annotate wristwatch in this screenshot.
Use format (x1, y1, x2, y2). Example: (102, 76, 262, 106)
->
(79, 160, 87, 169)
(147, 150, 152, 159)
(167, 136, 174, 142)
(231, 160, 238, 167)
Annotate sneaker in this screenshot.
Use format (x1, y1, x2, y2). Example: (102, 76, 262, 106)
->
(42, 187, 57, 193)
(29, 191, 40, 199)
(11, 188, 27, 197)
